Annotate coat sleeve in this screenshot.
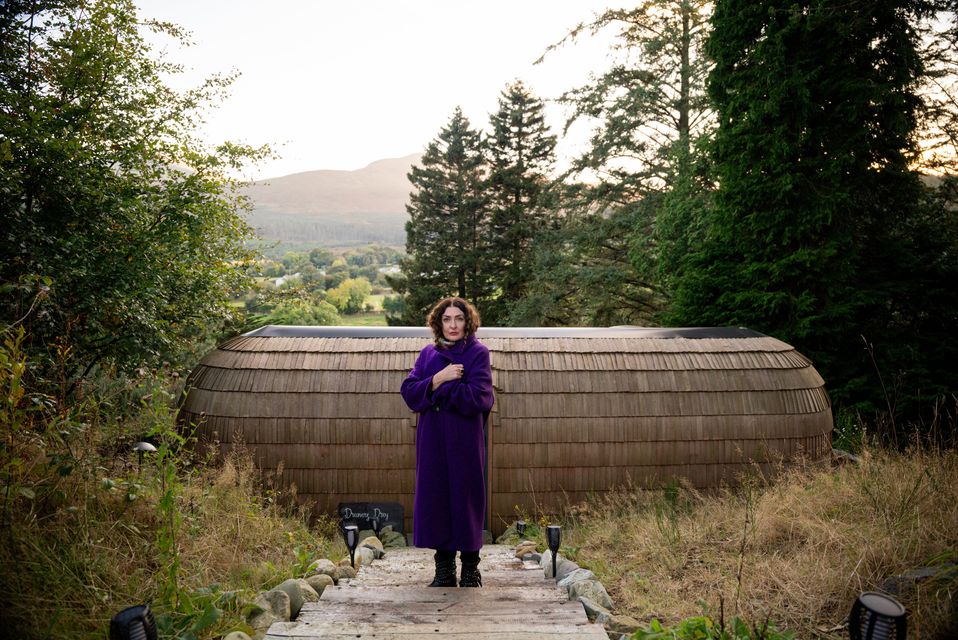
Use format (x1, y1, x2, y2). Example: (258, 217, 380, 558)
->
(400, 349, 435, 413)
(431, 346, 494, 416)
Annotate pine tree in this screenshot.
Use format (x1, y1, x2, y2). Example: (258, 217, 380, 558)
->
(483, 81, 558, 324)
(550, 1, 714, 204)
(533, 1, 715, 310)
(672, 0, 957, 416)
(389, 108, 490, 325)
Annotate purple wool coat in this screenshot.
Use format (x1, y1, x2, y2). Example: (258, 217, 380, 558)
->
(400, 335, 494, 552)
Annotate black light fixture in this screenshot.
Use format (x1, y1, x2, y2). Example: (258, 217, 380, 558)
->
(516, 519, 526, 537)
(849, 592, 906, 640)
(109, 604, 157, 640)
(343, 524, 359, 568)
(132, 441, 156, 475)
(546, 525, 561, 579)
(371, 517, 381, 536)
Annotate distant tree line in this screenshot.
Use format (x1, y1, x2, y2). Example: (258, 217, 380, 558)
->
(392, 0, 958, 434)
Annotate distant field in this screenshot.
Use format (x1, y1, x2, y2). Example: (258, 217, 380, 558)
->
(338, 312, 387, 326)
(366, 294, 386, 311)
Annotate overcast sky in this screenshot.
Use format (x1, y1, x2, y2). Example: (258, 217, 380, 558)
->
(136, 1, 621, 179)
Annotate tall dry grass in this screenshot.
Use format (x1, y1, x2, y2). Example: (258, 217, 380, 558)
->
(0, 340, 340, 639)
(561, 448, 958, 639)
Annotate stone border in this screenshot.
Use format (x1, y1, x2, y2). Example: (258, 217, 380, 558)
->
(514, 540, 642, 640)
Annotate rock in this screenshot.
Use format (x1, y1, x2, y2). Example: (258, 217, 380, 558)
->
(354, 546, 376, 566)
(306, 558, 338, 582)
(223, 633, 252, 640)
(297, 579, 320, 603)
(357, 528, 376, 541)
(569, 579, 614, 610)
(514, 543, 537, 559)
(248, 589, 291, 632)
(880, 563, 958, 596)
(381, 530, 406, 548)
(832, 448, 861, 465)
(360, 536, 384, 551)
(605, 633, 627, 640)
(482, 529, 493, 544)
(306, 573, 335, 596)
(544, 555, 578, 579)
(606, 614, 643, 636)
(577, 595, 611, 623)
(555, 559, 580, 581)
(558, 568, 596, 588)
(338, 565, 357, 579)
(539, 550, 552, 568)
(528, 552, 542, 563)
(273, 579, 308, 618)
(361, 543, 386, 559)
(496, 523, 518, 543)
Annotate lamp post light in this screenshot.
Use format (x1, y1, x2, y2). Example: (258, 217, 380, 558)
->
(109, 604, 158, 640)
(371, 517, 381, 536)
(343, 524, 359, 569)
(849, 592, 906, 640)
(516, 519, 526, 537)
(132, 442, 156, 475)
(546, 525, 561, 580)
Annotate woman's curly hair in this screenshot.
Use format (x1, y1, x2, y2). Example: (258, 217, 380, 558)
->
(427, 297, 480, 345)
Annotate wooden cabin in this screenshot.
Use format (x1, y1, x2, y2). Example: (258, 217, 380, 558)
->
(179, 326, 832, 535)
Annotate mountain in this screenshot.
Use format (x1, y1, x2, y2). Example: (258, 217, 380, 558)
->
(242, 154, 420, 248)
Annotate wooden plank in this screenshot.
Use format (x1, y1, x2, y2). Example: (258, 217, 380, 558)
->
(265, 545, 608, 639)
(266, 620, 604, 636)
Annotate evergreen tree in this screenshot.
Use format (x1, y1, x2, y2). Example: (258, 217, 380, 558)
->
(549, 1, 714, 204)
(389, 108, 489, 325)
(534, 1, 715, 309)
(672, 0, 958, 419)
(483, 81, 558, 324)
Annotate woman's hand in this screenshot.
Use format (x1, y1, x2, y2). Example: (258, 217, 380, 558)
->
(432, 363, 464, 390)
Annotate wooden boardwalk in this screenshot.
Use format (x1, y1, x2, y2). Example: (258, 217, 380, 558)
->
(265, 544, 608, 639)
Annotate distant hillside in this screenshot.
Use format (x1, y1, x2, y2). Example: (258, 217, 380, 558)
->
(243, 154, 420, 247)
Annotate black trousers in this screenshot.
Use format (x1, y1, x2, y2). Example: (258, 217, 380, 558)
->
(436, 549, 479, 564)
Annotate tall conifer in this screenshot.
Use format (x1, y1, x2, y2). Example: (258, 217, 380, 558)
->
(673, 0, 957, 413)
(390, 108, 490, 325)
(484, 82, 557, 324)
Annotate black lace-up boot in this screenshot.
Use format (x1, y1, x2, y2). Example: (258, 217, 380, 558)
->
(459, 550, 482, 587)
(428, 550, 457, 587)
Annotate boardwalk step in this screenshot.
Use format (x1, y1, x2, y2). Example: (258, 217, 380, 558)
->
(265, 545, 608, 639)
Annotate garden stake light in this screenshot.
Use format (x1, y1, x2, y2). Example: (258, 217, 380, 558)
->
(109, 604, 157, 640)
(849, 592, 906, 640)
(547, 525, 561, 579)
(516, 519, 526, 537)
(344, 524, 359, 568)
(132, 442, 156, 475)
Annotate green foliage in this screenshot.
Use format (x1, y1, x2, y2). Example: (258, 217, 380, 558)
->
(0, 329, 332, 639)
(633, 615, 794, 640)
(248, 298, 340, 328)
(547, 1, 714, 203)
(0, 0, 268, 381)
(326, 277, 372, 314)
(531, 2, 715, 312)
(511, 201, 664, 326)
(482, 81, 558, 324)
(671, 0, 958, 427)
(392, 107, 490, 324)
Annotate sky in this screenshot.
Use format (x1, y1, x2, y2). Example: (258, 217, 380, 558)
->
(136, 1, 622, 180)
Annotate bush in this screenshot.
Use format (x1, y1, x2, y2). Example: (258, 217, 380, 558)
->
(0, 328, 337, 639)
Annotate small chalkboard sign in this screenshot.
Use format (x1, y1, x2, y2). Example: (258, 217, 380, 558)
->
(338, 501, 404, 534)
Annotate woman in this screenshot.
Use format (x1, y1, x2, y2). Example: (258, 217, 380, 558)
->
(400, 297, 494, 587)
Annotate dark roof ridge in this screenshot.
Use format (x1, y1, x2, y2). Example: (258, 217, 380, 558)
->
(243, 325, 766, 339)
